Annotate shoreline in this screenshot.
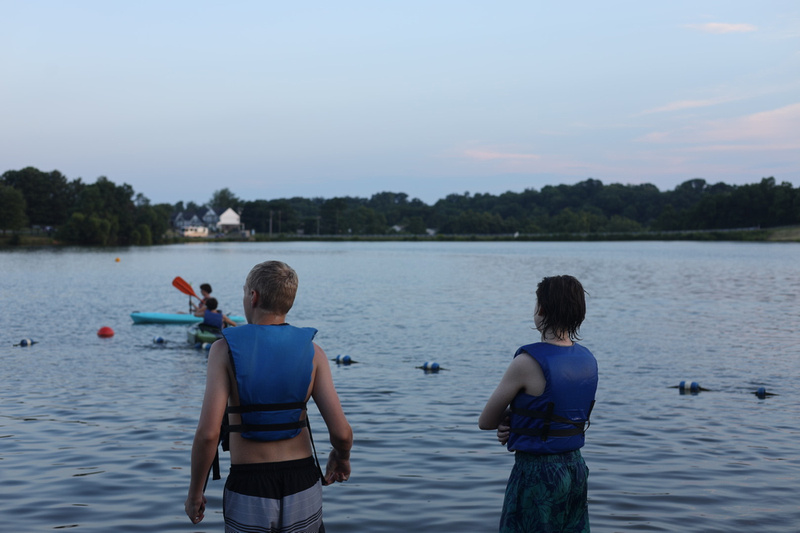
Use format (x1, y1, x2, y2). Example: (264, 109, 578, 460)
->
(2, 225, 799, 248)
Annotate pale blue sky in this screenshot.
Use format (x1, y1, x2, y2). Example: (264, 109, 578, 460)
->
(3, 1, 799, 205)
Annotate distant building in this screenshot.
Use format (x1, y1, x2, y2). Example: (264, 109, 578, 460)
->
(172, 206, 244, 235)
(182, 226, 209, 238)
(201, 207, 220, 228)
(217, 208, 243, 233)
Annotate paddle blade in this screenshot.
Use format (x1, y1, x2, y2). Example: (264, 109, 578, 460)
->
(172, 276, 199, 299)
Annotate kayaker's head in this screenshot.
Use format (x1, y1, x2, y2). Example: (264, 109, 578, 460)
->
(245, 261, 298, 317)
(205, 297, 219, 311)
(200, 283, 212, 297)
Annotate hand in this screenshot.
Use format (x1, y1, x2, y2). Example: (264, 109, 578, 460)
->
(497, 414, 511, 446)
(185, 493, 207, 524)
(323, 448, 351, 485)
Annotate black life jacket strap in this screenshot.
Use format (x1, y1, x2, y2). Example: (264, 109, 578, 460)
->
(207, 404, 324, 484)
(227, 420, 308, 433)
(226, 401, 308, 433)
(227, 401, 307, 414)
(305, 417, 325, 481)
(510, 401, 594, 441)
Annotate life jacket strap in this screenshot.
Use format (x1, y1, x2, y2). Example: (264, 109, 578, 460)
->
(209, 417, 324, 484)
(510, 401, 593, 441)
(227, 420, 308, 433)
(227, 401, 307, 413)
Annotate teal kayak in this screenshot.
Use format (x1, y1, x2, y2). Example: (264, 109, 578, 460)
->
(131, 311, 246, 324)
(187, 324, 224, 345)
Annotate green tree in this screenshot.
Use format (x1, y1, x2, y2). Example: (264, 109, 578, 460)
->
(405, 216, 427, 235)
(0, 184, 28, 233)
(209, 188, 241, 212)
(2, 167, 74, 226)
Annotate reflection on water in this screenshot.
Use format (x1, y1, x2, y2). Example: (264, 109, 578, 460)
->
(2, 241, 799, 532)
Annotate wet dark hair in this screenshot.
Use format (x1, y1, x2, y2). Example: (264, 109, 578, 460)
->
(200, 283, 212, 293)
(535, 275, 586, 341)
(205, 297, 218, 311)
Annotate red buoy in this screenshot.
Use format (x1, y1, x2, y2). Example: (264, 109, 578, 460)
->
(97, 326, 115, 338)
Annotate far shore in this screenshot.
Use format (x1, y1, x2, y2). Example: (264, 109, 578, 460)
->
(2, 225, 799, 248)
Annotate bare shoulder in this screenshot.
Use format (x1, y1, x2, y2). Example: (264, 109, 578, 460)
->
(511, 352, 545, 396)
(207, 338, 230, 370)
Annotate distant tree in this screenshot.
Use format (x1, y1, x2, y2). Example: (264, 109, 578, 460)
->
(57, 212, 112, 245)
(209, 188, 241, 212)
(320, 197, 348, 234)
(405, 216, 427, 235)
(2, 167, 73, 226)
(135, 193, 150, 207)
(0, 184, 28, 233)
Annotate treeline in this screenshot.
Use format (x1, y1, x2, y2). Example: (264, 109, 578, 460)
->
(1, 167, 172, 245)
(2, 166, 799, 245)
(235, 177, 800, 236)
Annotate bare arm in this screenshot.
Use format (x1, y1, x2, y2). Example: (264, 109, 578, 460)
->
(478, 353, 545, 430)
(185, 339, 230, 524)
(310, 343, 353, 484)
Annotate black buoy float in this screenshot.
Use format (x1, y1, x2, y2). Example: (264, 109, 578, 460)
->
(334, 354, 354, 365)
(153, 336, 166, 344)
(15, 338, 37, 347)
(418, 361, 443, 372)
(754, 387, 776, 399)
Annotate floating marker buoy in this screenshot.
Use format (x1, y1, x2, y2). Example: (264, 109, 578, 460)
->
(679, 380, 700, 393)
(334, 354, 353, 365)
(201, 342, 212, 350)
(153, 336, 165, 344)
(115, 257, 120, 262)
(97, 326, 115, 338)
(421, 361, 440, 372)
(753, 387, 777, 399)
(15, 338, 36, 347)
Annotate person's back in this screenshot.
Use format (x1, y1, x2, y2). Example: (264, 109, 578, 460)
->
(185, 261, 352, 532)
(479, 275, 597, 532)
(199, 297, 236, 330)
(223, 322, 318, 465)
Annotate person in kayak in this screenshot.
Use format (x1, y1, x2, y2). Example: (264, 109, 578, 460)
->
(195, 297, 236, 330)
(185, 260, 352, 531)
(190, 283, 213, 313)
(479, 275, 598, 533)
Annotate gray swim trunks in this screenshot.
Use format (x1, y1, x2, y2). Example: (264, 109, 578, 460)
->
(223, 457, 324, 533)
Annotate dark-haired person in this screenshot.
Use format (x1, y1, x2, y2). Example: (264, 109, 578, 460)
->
(479, 275, 598, 532)
(195, 297, 236, 331)
(185, 261, 352, 531)
(190, 283, 213, 313)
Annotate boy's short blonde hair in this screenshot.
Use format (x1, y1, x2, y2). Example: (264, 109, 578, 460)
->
(245, 261, 298, 315)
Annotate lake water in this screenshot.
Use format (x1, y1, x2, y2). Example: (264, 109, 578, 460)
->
(2, 241, 799, 532)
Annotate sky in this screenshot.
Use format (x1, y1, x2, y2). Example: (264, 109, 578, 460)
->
(2, 1, 799, 206)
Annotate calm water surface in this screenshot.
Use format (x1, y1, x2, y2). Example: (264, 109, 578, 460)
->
(2, 241, 799, 532)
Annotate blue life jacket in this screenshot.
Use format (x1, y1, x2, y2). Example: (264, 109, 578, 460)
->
(202, 309, 224, 330)
(507, 342, 598, 455)
(222, 323, 317, 441)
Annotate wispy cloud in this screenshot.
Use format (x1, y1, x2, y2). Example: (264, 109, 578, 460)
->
(685, 22, 757, 34)
(640, 96, 741, 115)
(463, 150, 541, 161)
(637, 102, 800, 149)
